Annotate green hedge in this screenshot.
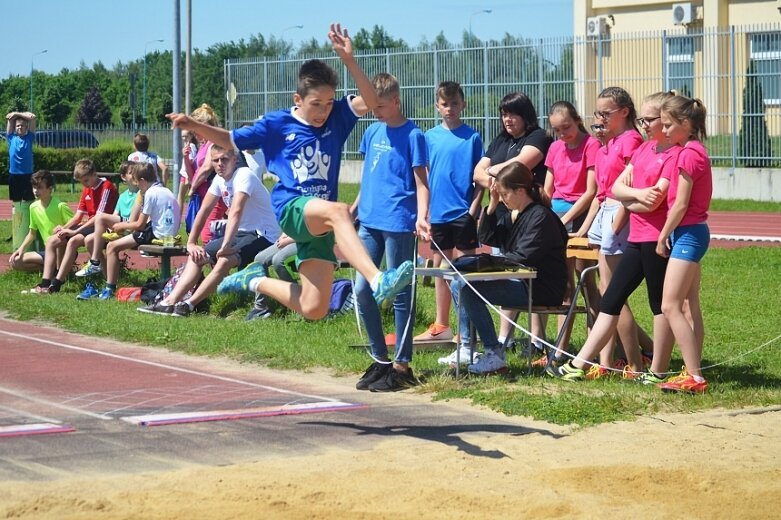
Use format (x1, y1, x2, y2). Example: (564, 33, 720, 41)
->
(0, 142, 133, 182)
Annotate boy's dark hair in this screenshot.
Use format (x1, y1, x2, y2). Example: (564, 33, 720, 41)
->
(118, 160, 133, 179)
(499, 92, 540, 134)
(31, 170, 54, 190)
(372, 73, 400, 98)
(133, 133, 150, 152)
(73, 159, 96, 180)
(131, 162, 157, 183)
(436, 81, 464, 102)
(297, 59, 339, 97)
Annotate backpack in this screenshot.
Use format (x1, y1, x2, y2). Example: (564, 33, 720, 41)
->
(328, 278, 355, 317)
(152, 263, 203, 304)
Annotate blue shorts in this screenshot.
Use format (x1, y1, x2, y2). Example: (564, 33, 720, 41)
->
(670, 223, 710, 262)
(587, 202, 628, 255)
(553, 198, 586, 233)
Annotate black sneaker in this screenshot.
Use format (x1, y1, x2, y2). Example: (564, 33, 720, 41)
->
(172, 301, 192, 317)
(137, 301, 175, 315)
(368, 367, 418, 392)
(355, 362, 391, 390)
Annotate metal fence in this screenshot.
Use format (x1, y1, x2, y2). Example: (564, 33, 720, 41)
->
(224, 24, 781, 168)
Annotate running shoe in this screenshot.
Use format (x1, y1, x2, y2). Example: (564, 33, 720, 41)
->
(137, 301, 175, 315)
(546, 361, 586, 381)
(621, 365, 643, 380)
(172, 301, 192, 317)
(373, 261, 414, 306)
(657, 375, 708, 394)
(414, 323, 454, 342)
(368, 367, 418, 392)
(356, 362, 391, 390)
(437, 346, 479, 366)
(216, 262, 268, 295)
(101, 232, 121, 242)
(98, 287, 114, 300)
(76, 282, 99, 300)
(585, 365, 610, 380)
(467, 351, 508, 375)
(75, 262, 102, 277)
(637, 370, 668, 385)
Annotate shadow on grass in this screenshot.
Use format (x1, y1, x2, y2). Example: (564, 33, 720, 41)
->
(705, 361, 781, 389)
(300, 420, 564, 459)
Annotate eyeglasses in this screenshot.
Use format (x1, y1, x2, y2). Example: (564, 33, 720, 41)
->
(593, 109, 620, 121)
(590, 124, 605, 132)
(636, 116, 661, 126)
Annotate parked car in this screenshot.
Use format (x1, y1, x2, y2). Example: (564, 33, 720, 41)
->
(34, 130, 99, 149)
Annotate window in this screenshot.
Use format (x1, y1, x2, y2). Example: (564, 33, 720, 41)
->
(665, 37, 694, 97)
(749, 32, 781, 105)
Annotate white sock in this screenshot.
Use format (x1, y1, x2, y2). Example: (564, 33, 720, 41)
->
(497, 336, 506, 345)
(248, 277, 262, 293)
(369, 272, 382, 292)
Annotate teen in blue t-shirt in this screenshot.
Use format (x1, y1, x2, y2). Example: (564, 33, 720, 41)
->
(351, 73, 430, 392)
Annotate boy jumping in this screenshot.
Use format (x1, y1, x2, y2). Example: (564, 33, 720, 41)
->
(167, 24, 413, 320)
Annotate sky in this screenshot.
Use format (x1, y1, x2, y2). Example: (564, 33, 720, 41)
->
(1, 0, 572, 79)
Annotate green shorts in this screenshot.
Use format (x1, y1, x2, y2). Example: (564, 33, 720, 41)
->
(279, 196, 337, 266)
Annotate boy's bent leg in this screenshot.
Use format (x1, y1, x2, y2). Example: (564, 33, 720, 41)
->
(259, 259, 335, 320)
(302, 198, 381, 282)
(106, 235, 138, 285)
(163, 258, 207, 304)
(54, 234, 86, 282)
(184, 256, 239, 307)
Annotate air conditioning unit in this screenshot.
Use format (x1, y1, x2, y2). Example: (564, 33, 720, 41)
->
(672, 2, 695, 25)
(586, 16, 608, 37)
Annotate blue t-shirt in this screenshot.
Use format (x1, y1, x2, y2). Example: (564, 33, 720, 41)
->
(357, 120, 427, 233)
(425, 123, 484, 224)
(9, 132, 35, 174)
(231, 96, 359, 220)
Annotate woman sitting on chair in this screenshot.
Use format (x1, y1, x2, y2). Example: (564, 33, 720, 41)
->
(452, 162, 568, 375)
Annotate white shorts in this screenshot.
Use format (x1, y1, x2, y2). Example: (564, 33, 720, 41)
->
(587, 202, 629, 256)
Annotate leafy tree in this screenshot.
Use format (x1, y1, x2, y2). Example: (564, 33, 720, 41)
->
(739, 61, 772, 167)
(297, 37, 332, 56)
(76, 86, 112, 125)
(5, 97, 28, 114)
(353, 25, 406, 50)
(40, 82, 71, 124)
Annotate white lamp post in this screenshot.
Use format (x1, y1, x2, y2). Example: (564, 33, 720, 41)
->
(30, 49, 48, 112)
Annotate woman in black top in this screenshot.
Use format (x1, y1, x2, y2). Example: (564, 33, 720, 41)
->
(474, 92, 552, 188)
(452, 163, 568, 375)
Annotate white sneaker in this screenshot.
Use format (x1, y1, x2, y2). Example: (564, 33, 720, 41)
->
(75, 262, 102, 277)
(437, 346, 479, 366)
(467, 351, 508, 375)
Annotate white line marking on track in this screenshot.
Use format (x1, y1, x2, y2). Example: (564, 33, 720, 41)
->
(0, 404, 64, 424)
(0, 386, 112, 420)
(0, 328, 341, 404)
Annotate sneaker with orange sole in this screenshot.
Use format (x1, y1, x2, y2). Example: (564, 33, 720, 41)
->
(621, 365, 643, 380)
(657, 375, 708, 394)
(585, 364, 610, 380)
(413, 323, 454, 343)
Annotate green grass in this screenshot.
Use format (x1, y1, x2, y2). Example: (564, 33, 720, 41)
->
(709, 199, 781, 212)
(0, 246, 779, 427)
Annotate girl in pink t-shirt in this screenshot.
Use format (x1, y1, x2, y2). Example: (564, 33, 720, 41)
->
(550, 91, 682, 380)
(544, 101, 600, 355)
(654, 96, 712, 394)
(578, 87, 648, 377)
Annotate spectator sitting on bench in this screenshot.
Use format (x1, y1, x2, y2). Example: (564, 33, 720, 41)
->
(138, 144, 280, 317)
(245, 232, 297, 321)
(77, 162, 179, 300)
(75, 161, 142, 278)
(25, 159, 119, 294)
(10, 170, 74, 272)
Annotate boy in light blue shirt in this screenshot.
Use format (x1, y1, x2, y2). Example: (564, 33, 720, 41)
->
(352, 73, 430, 392)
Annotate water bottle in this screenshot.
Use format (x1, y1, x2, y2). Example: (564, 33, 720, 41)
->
(161, 202, 175, 247)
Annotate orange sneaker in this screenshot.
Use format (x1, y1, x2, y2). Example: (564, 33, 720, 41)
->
(657, 375, 708, 394)
(413, 323, 454, 343)
(585, 365, 610, 380)
(621, 365, 643, 380)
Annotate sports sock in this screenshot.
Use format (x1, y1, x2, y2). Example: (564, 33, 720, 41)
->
(369, 272, 381, 292)
(106, 283, 116, 291)
(248, 278, 262, 293)
(39, 279, 51, 288)
(49, 279, 63, 292)
(89, 259, 100, 266)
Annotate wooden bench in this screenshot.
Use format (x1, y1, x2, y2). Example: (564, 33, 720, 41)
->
(137, 244, 189, 279)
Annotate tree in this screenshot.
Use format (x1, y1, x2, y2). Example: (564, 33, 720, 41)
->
(739, 61, 773, 167)
(40, 82, 71, 124)
(76, 86, 112, 125)
(5, 97, 28, 114)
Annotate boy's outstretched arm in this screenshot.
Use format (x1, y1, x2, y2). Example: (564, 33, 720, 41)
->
(166, 113, 233, 150)
(329, 23, 378, 115)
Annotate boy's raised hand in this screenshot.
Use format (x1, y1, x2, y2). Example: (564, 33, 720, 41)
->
(166, 112, 195, 130)
(328, 23, 353, 58)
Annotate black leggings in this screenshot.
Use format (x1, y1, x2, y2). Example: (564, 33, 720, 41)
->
(599, 241, 668, 316)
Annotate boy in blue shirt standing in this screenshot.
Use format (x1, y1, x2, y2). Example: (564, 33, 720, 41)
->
(415, 81, 484, 366)
(168, 24, 413, 322)
(352, 73, 430, 392)
(6, 111, 37, 247)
